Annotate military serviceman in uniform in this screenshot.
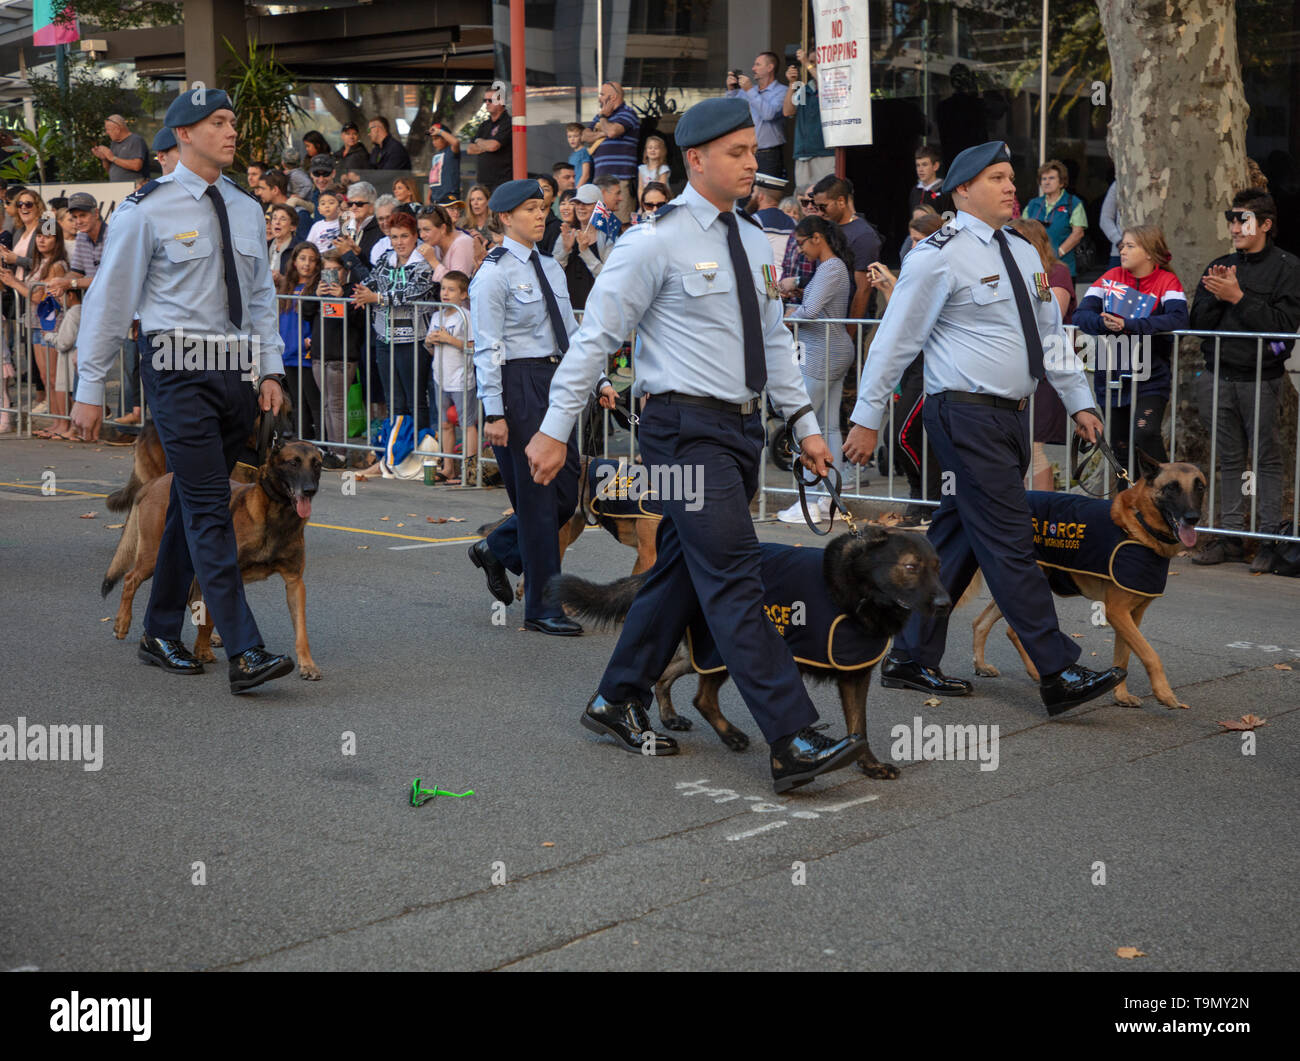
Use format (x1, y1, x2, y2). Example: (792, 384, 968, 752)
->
(527, 98, 868, 792)
(152, 126, 179, 175)
(842, 141, 1125, 715)
(467, 179, 617, 635)
(71, 89, 295, 694)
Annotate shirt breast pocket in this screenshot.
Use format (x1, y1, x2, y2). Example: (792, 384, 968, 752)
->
(233, 236, 264, 261)
(511, 286, 543, 306)
(163, 236, 213, 264)
(969, 283, 1011, 307)
(681, 271, 735, 298)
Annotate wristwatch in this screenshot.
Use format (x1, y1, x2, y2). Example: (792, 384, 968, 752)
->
(484, 414, 505, 424)
(260, 373, 288, 391)
(70, 278, 78, 290)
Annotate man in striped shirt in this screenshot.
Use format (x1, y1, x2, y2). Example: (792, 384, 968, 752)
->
(583, 81, 639, 224)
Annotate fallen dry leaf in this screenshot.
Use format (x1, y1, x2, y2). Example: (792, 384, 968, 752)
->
(79, 512, 97, 519)
(541, 841, 554, 848)
(407, 513, 418, 518)
(357, 545, 369, 550)
(379, 516, 390, 521)
(1251, 571, 1264, 577)
(106, 523, 124, 529)
(355, 474, 369, 481)
(1216, 714, 1267, 731)
(1274, 663, 1293, 671)
(448, 517, 465, 522)
(427, 516, 448, 523)
(1071, 633, 1086, 638)
(396, 523, 405, 528)
(1115, 947, 1146, 960)
(99, 617, 111, 622)
(923, 697, 942, 707)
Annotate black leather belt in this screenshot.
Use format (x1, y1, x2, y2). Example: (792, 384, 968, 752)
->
(507, 355, 561, 365)
(938, 390, 1028, 412)
(650, 391, 760, 415)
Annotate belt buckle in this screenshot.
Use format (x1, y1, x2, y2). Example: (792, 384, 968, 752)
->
(1017, 398, 1027, 411)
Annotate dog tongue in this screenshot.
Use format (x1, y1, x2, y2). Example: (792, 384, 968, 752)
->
(296, 496, 312, 520)
(1178, 523, 1197, 548)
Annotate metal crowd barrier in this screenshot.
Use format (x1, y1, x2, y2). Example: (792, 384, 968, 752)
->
(4, 288, 1296, 548)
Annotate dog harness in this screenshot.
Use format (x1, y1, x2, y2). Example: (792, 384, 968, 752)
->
(586, 457, 663, 534)
(1025, 490, 1170, 598)
(686, 543, 891, 673)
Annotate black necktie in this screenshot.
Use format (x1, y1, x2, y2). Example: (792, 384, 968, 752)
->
(204, 184, 244, 330)
(992, 228, 1044, 380)
(718, 211, 767, 394)
(529, 249, 569, 355)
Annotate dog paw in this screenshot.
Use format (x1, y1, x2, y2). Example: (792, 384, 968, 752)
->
(1114, 690, 1142, 708)
(661, 716, 692, 731)
(973, 662, 999, 677)
(195, 648, 217, 664)
(1158, 697, 1189, 710)
(718, 729, 750, 752)
(858, 759, 900, 780)
(113, 625, 128, 641)
(299, 663, 322, 680)
(210, 632, 223, 648)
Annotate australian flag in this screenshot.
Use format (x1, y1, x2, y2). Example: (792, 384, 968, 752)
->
(1102, 279, 1157, 319)
(590, 201, 622, 241)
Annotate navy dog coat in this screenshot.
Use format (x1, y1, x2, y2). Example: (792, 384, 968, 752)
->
(686, 543, 892, 672)
(1026, 490, 1169, 597)
(587, 457, 663, 535)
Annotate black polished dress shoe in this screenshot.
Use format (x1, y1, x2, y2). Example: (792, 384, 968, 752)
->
(770, 726, 866, 793)
(138, 635, 204, 675)
(1040, 664, 1126, 716)
(880, 657, 972, 696)
(525, 616, 583, 636)
(228, 646, 294, 694)
(580, 694, 679, 756)
(468, 539, 513, 605)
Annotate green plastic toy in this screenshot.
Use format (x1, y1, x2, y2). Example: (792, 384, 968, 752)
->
(410, 778, 475, 807)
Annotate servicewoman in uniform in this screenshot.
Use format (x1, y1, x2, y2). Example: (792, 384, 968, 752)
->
(466, 179, 617, 635)
(527, 98, 868, 793)
(71, 89, 295, 695)
(841, 140, 1125, 716)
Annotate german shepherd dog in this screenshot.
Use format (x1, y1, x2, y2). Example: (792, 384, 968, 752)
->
(100, 438, 324, 679)
(104, 400, 296, 514)
(548, 527, 951, 779)
(971, 454, 1205, 709)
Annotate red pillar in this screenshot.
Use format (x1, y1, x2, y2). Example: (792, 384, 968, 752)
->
(510, 0, 527, 178)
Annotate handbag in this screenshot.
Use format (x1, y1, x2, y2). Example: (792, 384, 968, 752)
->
(346, 380, 365, 438)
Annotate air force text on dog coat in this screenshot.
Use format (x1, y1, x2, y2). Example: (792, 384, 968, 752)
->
(593, 458, 702, 512)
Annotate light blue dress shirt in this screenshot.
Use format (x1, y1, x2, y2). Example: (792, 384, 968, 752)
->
(726, 80, 788, 149)
(540, 182, 818, 443)
(73, 160, 284, 407)
(850, 210, 1095, 431)
(470, 236, 581, 419)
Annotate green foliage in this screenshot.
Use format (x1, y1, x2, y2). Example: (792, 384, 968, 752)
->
(56, 1, 182, 31)
(0, 121, 60, 183)
(14, 60, 169, 182)
(222, 38, 309, 171)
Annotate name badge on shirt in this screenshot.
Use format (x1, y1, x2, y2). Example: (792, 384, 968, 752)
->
(1032, 272, 1052, 302)
(173, 230, 199, 246)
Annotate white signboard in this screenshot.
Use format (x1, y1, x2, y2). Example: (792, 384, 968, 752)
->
(814, 0, 871, 147)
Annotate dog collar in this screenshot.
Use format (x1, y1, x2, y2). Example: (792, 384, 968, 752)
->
(1135, 508, 1179, 546)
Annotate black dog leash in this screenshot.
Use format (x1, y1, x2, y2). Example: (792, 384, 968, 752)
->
(1074, 430, 1133, 498)
(790, 441, 860, 537)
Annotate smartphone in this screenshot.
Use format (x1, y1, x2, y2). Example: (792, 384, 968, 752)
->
(322, 268, 340, 286)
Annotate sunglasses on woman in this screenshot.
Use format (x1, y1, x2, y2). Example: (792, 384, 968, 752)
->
(642, 199, 667, 210)
(797, 197, 813, 206)
(17, 200, 37, 209)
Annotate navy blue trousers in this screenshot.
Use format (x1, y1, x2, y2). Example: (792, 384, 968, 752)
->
(597, 400, 818, 744)
(485, 359, 580, 621)
(893, 395, 1079, 676)
(140, 356, 263, 657)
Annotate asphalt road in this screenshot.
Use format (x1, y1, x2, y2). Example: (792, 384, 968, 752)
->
(1, 436, 1296, 972)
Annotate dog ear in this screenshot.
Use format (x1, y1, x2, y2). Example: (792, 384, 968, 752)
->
(1136, 448, 1162, 482)
(855, 525, 890, 549)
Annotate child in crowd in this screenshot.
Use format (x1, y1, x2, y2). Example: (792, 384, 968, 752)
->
(637, 135, 670, 200)
(424, 270, 476, 484)
(566, 123, 592, 186)
(306, 184, 344, 253)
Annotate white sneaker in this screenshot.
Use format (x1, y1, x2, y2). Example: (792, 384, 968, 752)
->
(778, 497, 822, 524)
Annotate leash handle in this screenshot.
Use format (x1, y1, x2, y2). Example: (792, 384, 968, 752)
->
(791, 441, 858, 536)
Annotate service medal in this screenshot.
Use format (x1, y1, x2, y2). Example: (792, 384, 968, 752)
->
(1032, 271, 1052, 302)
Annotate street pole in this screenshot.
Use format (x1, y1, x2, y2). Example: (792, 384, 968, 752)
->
(1039, 0, 1048, 165)
(510, 0, 526, 178)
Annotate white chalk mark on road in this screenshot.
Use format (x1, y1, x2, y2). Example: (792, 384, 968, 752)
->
(816, 794, 880, 813)
(726, 820, 789, 842)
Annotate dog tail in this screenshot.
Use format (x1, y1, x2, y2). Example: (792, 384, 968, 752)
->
(544, 571, 648, 628)
(955, 570, 984, 610)
(476, 515, 509, 537)
(105, 469, 144, 513)
(101, 504, 140, 597)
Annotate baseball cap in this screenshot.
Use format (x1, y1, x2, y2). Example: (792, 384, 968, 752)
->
(575, 184, 602, 205)
(67, 192, 98, 213)
(341, 121, 359, 133)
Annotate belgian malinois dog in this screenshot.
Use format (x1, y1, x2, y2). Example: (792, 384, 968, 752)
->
(970, 454, 1206, 709)
(101, 438, 324, 680)
(548, 528, 952, 779)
